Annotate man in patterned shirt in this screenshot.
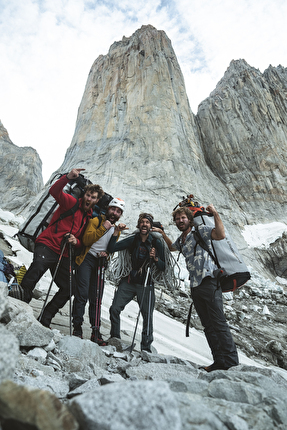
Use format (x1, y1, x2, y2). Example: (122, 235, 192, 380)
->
(153, 204, 239, 372)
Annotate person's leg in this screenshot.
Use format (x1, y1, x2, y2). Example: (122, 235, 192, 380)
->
(109, 277, 136, 339)
(21, 244, 56, 303)
(89, 257, 108, 345)
(192, 277, 238, 368)
(136, 283, 155, 351)
(39, 256, 72, 327)
(72, 254, 95, 333)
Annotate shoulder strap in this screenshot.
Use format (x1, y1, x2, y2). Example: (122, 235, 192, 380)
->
(50, 200, 80, 233)
(193, 226, 220, 267)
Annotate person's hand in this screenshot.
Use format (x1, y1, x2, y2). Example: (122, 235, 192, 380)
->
(67, 168, 85, 180)
(206, 204, 217, 215)
(114, 223, 129, 233)
(65, 233, 78, 246)
(150, 247, 158, 262)
(103, 220, 112, 230)
(151, 227, 163, 234)
(98, 251, 108, 257)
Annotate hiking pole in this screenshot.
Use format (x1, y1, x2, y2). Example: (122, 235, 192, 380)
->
(126, 264, 151, 354)
(38, 240, 67, 323)
(69, 241, 73, 336)
(94, 257, 102, 339)
(146, 282, 152, 344)
(94, 257, 106, 342)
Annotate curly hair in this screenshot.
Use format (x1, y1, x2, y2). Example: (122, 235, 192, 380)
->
(172, 207, 194, 226)
(84, 184, 104, 199)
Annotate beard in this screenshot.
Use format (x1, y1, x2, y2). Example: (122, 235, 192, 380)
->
(106, 211, 120, 224)
(140, 225, 150, 235)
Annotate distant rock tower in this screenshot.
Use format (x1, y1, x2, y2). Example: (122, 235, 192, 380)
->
(57, 25, 227, 226)
(0, 120, 43, 212)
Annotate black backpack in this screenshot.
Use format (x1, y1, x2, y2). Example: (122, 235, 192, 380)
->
(17, 173, 91, 252)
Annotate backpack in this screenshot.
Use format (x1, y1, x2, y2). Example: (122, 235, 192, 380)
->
(185, 209, 251, 337)
(0, 251, 25, 300)
(192, 211, 251, 292)
(92, 192, 114, 222)
(17, 173, 92, 252)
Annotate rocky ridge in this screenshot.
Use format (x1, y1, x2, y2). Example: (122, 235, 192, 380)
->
(0, 120, 43, 212)
(196, 60, 287, 224)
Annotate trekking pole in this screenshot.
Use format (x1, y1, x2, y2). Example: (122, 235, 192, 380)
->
(94, 257, 102, 337)
(38, 240, 67, 322)
(95, 257, 106, 340)
(126, 264, 151, 353)
(146, 283, 153, 343)
(69, 241, 73, 336)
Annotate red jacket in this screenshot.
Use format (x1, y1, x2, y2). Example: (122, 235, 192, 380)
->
(36, 175, 92, 257)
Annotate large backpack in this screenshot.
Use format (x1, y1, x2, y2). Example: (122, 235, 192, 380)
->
(17, 173, 92, 252)
(192, 211, 251, 293)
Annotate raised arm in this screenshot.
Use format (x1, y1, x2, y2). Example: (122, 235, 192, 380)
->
(206, 204, 225, 241)
(151, 227, 177, 251)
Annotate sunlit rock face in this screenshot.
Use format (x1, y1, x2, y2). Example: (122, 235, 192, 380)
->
(57, 25, 233, 230)
(197, 60, 287, 224)
(0, 120, 43, 213)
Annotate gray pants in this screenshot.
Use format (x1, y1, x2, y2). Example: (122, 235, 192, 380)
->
(109, 276, 155, 351)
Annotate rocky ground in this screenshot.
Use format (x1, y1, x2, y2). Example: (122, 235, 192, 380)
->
(156, 271, 287, 370)
(1, 282, 287, 430)
(1, 211, 287, 429)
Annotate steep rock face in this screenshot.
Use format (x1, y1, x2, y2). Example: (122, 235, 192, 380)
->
(196, 60, 287, 224)
(0, 121, 43, 212)
(57, 25, 239, 231)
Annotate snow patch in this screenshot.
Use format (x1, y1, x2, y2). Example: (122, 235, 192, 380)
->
(242, 222, 287, 248)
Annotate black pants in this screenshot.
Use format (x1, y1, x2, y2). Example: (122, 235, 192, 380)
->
(191, 276, 239, 368)
(21, 243, 73, 326)
(109, 276, 155, 351)
(72, 253, 106, 329)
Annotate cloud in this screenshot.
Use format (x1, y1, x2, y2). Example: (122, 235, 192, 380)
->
(0, 0, 286, 181)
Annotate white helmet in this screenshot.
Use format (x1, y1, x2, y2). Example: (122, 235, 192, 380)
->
(108, 198, 125, 213)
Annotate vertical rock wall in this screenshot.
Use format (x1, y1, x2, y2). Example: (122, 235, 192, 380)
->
(58, 25, 234, 229)
(196, 60, 287, 223)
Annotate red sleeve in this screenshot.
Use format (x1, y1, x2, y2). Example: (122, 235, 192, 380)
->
(49, 174, 77, 210)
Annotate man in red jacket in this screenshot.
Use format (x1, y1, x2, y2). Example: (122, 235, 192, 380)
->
(21, 168, 103, 328)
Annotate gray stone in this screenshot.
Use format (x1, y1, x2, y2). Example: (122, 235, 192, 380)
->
(27, 347, 48, 363)
(0, 324, 19, 383)
(69, 380, 181, 430)
(6, 311, 54, 347)
(67, 378, 101, 399)
(14, 374, 70, 399)
(1, 295, 34, 323)
(57, 335, 107, 369)
(0, 281, 8, 319)
(126, 362, 199, 382)
(15, 355, 56, 376)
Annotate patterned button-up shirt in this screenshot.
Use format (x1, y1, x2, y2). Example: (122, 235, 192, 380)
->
(173, 225, 217, 288)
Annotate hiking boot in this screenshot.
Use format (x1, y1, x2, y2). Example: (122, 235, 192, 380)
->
(37, 315, 51, 329)
(72, 326, 83, 339)
(91, 330, 108, 346)
(199, 362, 228, 372)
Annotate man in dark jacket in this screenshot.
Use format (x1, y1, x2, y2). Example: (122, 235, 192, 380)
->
(107, 213, 165, 352)
(21, 168, 103, 327)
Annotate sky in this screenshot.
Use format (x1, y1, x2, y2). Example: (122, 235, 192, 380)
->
(1, 0, 286, 183)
